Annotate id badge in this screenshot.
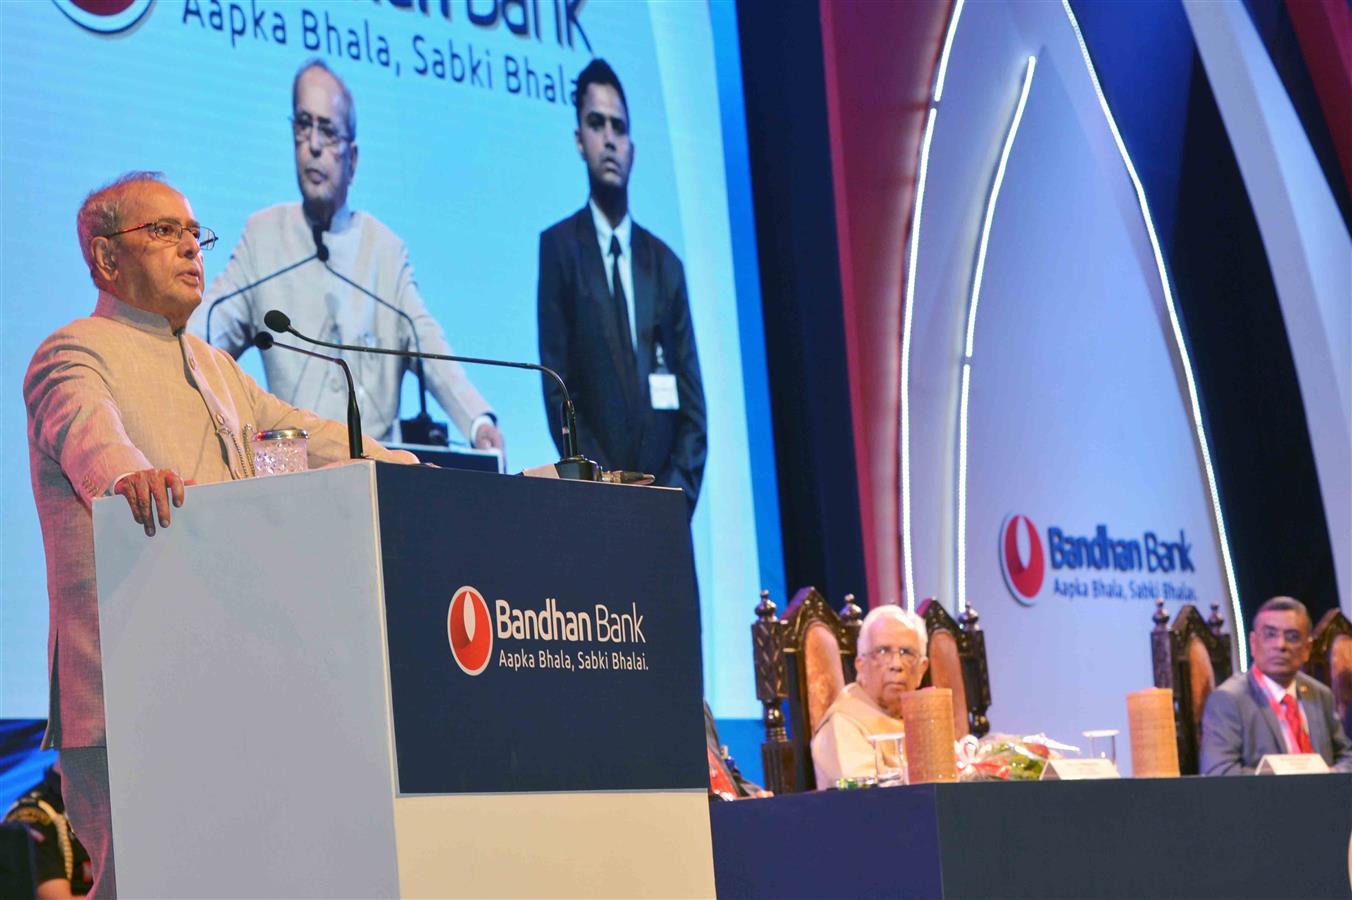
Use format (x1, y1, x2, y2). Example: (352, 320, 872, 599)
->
(649, 372, 679, 410)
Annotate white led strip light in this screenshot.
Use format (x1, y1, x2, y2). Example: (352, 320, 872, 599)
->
(901, 0, 966, 611)
(956, 55, 1037, 613)
(1060, 0, 1247, 668)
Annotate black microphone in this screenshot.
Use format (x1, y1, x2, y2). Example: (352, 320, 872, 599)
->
(310, 224, 330, 263)
(204, 253, 320, 346)
(252, 331, 364, 461)
(309, 225, 445, 446)
(263, 310, 599, 481)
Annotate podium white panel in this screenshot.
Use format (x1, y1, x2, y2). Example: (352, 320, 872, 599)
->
(96, 463, 399, 898)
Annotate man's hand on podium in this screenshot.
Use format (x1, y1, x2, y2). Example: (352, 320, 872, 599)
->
(473, 421, 505, 452)
(113, 468, 187, 537)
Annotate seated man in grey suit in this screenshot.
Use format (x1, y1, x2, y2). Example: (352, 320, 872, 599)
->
(1200, 596, 1352, 774)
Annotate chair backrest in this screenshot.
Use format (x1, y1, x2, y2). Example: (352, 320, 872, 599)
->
(802, 621, 846, 734)
(916, 598, 992, 738)
(1307, 609, 1352, 739)
(751, 586, 860, 794)
(1151, 600, 1233, 775)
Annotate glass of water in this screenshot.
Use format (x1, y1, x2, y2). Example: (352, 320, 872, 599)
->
(870, 732, 908, 787)
(252, 428, 309, 477)
(1082, 729, 1119, 764)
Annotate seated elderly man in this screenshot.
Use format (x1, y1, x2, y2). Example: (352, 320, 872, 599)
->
(1200, 596, 1352, 774)
(811, 605, 929, 787)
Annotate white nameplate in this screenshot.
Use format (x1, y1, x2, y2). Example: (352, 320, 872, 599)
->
(1255, 753, 1330, 775)
(1040, 758, 1121, 780)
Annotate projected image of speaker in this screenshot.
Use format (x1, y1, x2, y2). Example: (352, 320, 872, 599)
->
(189, 58, 504, 456)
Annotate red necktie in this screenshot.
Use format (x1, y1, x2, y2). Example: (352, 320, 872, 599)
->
(1279, 694, 1314, 754)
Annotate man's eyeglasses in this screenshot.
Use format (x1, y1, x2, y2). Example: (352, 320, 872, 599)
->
(1257, 626, 1307, 646)
(863, 645, 921, 665)
(290, 114, 350, 147)
(100, 219, 217, 251)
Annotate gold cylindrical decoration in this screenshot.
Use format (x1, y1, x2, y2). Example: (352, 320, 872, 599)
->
(901, 688, 958, 784)
(1127, 687, 1180, 778)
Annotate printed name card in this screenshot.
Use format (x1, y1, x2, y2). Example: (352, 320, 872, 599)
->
(1255, 754, 1330, 775)
(1040, 758, 1121, 780)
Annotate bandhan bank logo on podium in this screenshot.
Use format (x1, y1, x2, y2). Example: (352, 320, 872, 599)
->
(999, 514, 1045, 606)
(447, 587, 650, 675)
(53, 0, 154, 34)
(448, 585, 493, 676)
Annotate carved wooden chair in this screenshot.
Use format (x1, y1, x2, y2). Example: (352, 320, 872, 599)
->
(751, 586, 861, 793)
(1150, 600, 1232, 775)
(916, 598, 992, 738)
(1306, 609, 1352, 739)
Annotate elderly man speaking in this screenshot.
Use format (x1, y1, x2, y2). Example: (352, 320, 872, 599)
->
(811, 605, 931, 787)
(24, 171, 414, 897)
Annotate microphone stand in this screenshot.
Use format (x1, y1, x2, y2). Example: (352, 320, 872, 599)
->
(253, 333, 364, 460)
(310, 225, 447, 446)
(322, 263, 446, 445)
(264, 310, 598, 481)
(204, 254, 320, 346)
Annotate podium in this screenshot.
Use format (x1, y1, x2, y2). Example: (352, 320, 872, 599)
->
(93, 462, 713, 898)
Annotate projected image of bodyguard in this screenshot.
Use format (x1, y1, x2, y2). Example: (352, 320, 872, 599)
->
(537, 59, 707, 514)
(192, 58, 504, 451)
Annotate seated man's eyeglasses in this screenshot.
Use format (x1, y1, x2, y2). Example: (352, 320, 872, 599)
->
(99, 219, 217, 251)
(864, 645, 920, 664)
(1257, 625, 1307, 646)
(290, 114, 349, 147)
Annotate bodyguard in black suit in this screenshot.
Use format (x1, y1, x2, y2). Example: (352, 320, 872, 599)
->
(538, 59, 706, 513)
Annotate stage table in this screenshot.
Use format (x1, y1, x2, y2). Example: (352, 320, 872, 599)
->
(711, 773, 1352, 898)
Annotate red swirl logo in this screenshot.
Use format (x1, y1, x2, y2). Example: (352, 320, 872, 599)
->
(999, 514, 1044, 605)
(52, 0, 154, 34)
(448, 586, 493, 676)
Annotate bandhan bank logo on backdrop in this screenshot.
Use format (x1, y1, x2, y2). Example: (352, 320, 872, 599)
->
(998, 513, 1196, 606)
(999, 515, 1045, 605)
(447, 586, 493, 676)
(53, 0, 154, 34)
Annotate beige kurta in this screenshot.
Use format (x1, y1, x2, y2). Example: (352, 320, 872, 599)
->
(26, 292, 408, 749)
(193, 203, 494, 441)
(810, 682, 907, 787)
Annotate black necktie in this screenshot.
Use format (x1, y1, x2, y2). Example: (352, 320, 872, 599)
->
(609, 235, 635, 368)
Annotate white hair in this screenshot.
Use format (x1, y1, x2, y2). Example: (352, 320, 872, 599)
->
(857, 605, 928, 658)
(76, 170, 170, 282)
(293, 58, 357, 140)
